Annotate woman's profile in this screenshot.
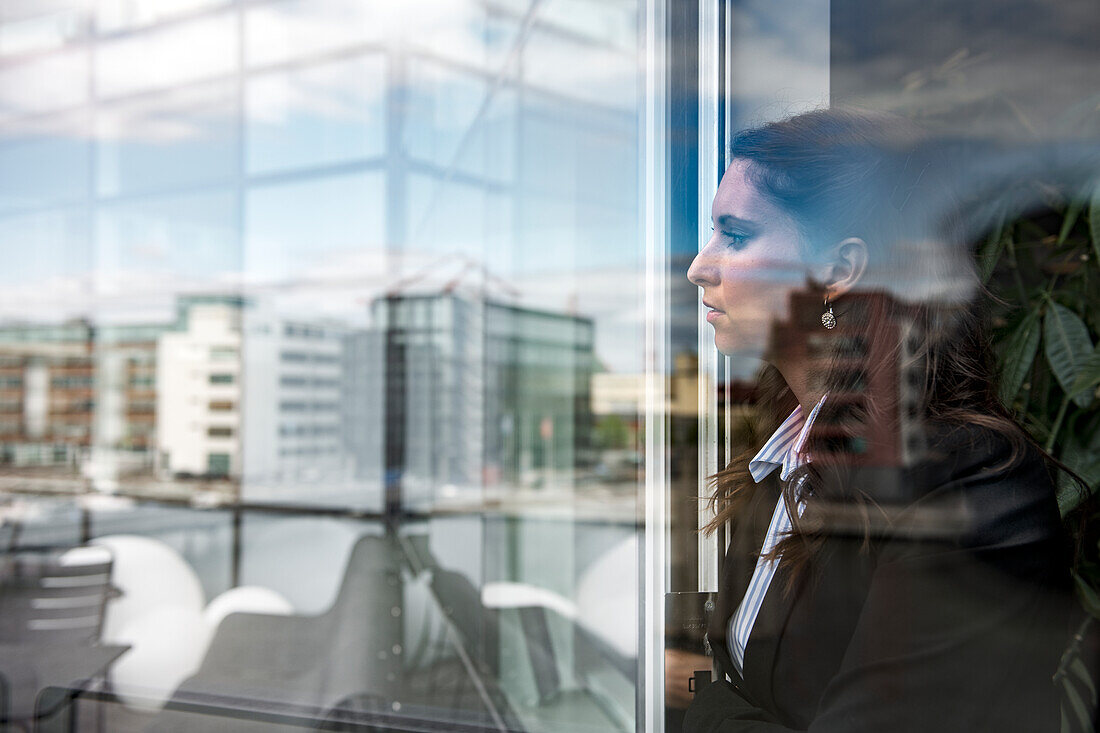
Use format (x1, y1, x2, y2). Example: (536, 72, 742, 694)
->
(683, 108, 1082, 732)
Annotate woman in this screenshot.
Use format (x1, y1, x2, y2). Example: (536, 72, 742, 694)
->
(683, 109, 1078, 732)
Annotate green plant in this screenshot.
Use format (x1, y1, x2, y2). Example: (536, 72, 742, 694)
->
(984, 181, 1100, 731)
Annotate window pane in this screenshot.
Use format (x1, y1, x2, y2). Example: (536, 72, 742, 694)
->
(95, 0, 230, 33)
(96, 12, 237, 98)
(244, 171, 385, 282)
(0, 110, 89, 213)
(244, 0, 390, 67)
(0, 48, 87, 118)
(95, 189, 240, 293)
(96, 82, 238, 197)
(246, 55, 386, 175)
(0, 208, 90, 318)
(404, 60, 516, 182)
(0, 5, 89, 56)
(0, 3, 649, 731)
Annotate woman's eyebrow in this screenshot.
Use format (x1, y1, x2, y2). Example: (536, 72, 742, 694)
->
(714, 213, 758, 231)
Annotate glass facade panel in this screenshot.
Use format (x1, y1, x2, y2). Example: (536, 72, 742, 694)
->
(403, 60, 513, 180)
(95, 0, 231, 33)
(244, 171, 386, 282)
(522, 28, 637, 110)
(96, 82, 238, 197)
(0, 47, 87, 117)
(243, 0, 389, 68)
(0, 110, 90, 212)
(246, 54, 386, 175)
(95, 12, 237, 98)
(95, 189, 240, 285)
(0, 5, 88, 56)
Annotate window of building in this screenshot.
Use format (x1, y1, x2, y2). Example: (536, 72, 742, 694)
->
(206, 452, 230, 476)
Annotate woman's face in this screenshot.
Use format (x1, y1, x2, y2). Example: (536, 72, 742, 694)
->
(687, 159, 811, 358)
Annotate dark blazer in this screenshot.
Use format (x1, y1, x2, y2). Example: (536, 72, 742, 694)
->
(685, 423, 1074, 732)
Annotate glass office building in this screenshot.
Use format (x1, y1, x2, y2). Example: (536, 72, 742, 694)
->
(0, 1, 1097, 732)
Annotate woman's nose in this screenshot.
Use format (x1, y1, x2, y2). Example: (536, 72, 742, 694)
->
(687, 247, 719, 287)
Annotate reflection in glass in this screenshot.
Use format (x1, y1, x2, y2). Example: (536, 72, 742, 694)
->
(244, 172, 385, 283)
(0, 1, 646, 731)
(246, 55, 386, 176)
(96, 83, 238, 197)
(95, 13, 237, 98)
(0, 111, 90, 212)
(244, 0, 389, 68)
(0, 48, 87, 118)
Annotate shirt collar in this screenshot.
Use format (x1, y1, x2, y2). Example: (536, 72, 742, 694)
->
(748, 392, 829, 484)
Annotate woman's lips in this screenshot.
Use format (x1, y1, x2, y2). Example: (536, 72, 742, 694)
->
(706, 308, 723, 322)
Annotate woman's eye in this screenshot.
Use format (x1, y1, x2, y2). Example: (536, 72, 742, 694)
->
(709, 225, 750, 250)
(724, 231, 750, 249)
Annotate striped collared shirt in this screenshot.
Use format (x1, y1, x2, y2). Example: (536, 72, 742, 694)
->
(728, 393, 829, 676)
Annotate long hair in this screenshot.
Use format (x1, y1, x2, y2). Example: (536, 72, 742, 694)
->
(702, 109, 1088, 585)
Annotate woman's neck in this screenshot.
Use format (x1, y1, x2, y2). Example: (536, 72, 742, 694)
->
(772, 359, 825, 414)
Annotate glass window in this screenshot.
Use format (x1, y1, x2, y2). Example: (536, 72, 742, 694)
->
(406, 174, 502, 262)
(245, 54, 386, 175)
(403, 60, 511, 180)
(244, 171, 385, 282)
(244, 0, 390, 68)
(0, 111, 90, 212)
(0, 208, 90, 297)
(0, 2, 651, 731)
(96, 81, 238, 197)
(0, 48, 87, 118)
(95, 189, 240, 292)
(539, 0, 637, 49)
(95, 0, 230, 33)
(0, 6, 89, 56)
(95, 12, 237, 98)
(522, 27, 637, 110)
(403, 0, 519, 72)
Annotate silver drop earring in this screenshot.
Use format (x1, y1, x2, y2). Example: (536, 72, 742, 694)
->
(821, 295, 836, 329)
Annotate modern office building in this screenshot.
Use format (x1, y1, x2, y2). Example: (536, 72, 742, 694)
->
(366, 291, 597, 510)
(339, 327, 384, 490)
(240, 302, 350, 496)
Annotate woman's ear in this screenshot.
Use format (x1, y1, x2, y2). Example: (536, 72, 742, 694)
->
(821, 237, 868, 299)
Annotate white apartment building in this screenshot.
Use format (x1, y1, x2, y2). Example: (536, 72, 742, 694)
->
(240, 302, 349, 502)
(156, 298, 243, 478)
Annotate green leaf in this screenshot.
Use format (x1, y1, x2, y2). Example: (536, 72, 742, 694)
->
(998, 308, 1041, 407)
(1074, 571, 1100, 620)
(1058, 198, 1083, 245)
(1069, 343, 1100, 396)
(1044, 302, 1096, 408)
(1057, 429, 1100, 516)
(1069, 657, 1098, 707)
(979, 227, 1006, 284)
(1091, 185, 1100, 266)
(1063, 677, 1093, 733)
